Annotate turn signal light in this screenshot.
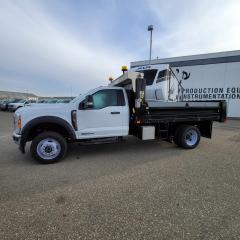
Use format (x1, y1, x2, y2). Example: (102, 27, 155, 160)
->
(18, 116, 21, 130)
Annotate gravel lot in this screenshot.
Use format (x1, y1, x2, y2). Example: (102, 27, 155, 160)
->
(0, 111, 240, 240)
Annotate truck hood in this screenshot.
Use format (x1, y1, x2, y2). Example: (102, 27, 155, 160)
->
(18, 103, 72, 111)
(15, 103, 77, 130)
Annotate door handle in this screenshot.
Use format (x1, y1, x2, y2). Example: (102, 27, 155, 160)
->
(111, 111, 120, 114)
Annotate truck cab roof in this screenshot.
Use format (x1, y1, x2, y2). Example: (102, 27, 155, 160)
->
(71, 86, 126, 103)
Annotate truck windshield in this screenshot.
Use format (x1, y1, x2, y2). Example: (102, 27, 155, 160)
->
(138, 69, 158, 86)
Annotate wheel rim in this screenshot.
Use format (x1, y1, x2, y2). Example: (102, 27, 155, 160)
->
(36, 138, 61, 160)
(185, 129, 198, 146)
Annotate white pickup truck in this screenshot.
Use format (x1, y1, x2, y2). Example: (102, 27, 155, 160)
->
(13, 71, 226, 163)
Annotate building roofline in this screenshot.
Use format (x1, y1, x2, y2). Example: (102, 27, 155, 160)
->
(131, 49, 240, 68)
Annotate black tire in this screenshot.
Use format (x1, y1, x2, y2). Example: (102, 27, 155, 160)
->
(177, 125, 200, 149)
(30, 131, 67, 164)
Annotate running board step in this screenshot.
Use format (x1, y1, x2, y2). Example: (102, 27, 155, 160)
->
(78, 137, 124, 145)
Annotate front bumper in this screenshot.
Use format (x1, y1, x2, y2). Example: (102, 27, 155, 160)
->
(12, 132, 21, 145)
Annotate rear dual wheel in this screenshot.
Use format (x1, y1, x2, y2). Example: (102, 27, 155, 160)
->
(174, 125, 200, 149)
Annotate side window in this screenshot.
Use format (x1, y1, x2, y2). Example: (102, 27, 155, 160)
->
(156, 70, 167, 83)
(117, 90, 125, 106)
(92, 89, 125, 109)
(142, 69, 158, 86)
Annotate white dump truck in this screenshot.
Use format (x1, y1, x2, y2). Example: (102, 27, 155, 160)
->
(13, 68, 226, 163)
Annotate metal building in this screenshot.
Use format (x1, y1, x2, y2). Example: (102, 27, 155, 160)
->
(131, 50, 240, 118)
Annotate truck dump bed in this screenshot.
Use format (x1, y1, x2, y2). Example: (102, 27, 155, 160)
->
(110, 71, 227, 124)
(138, 100, 226, 124)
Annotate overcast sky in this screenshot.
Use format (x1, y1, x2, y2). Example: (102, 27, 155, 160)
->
(0, 0, 240, 96)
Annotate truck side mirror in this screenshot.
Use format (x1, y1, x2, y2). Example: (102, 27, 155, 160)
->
(85, 95, 93, 108)
(79, 95, 93, 109)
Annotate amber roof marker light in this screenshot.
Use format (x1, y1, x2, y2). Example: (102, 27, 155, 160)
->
(121, 66, 128, 74)
(108, 76, 113, 82)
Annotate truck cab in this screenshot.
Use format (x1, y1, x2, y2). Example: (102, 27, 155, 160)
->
(13, 86, 131, 163)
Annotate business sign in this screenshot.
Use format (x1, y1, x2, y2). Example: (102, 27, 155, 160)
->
(172, 64, 240, 117)
(183, 87, 240, 100)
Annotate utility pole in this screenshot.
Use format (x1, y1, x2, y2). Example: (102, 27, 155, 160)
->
(148, 25, 154, 64)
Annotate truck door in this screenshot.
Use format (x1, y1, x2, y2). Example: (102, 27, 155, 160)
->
(154, 69, 177, 101)
(142, 69, 158, 100)
(154, 70, 168, 101)
(77, 89, 127, 139)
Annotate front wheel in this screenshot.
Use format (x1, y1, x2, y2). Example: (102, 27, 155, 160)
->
(30, 131, 67, 164)
(177, 125, 201, 149)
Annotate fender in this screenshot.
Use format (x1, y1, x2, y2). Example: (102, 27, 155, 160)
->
(19, 116, 76, 153)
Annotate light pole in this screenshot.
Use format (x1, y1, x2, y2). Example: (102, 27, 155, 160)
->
(148, 25, 154, 63)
